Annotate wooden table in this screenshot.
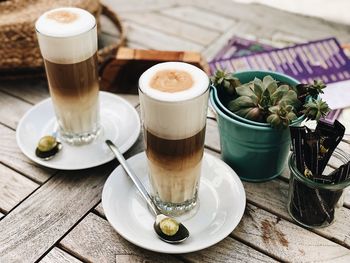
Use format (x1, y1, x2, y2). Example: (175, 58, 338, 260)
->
(1, 1, 350, 262)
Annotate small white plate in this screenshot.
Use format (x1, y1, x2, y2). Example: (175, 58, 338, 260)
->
(16, 91, 140, 170)
(102, 152, 246, 254)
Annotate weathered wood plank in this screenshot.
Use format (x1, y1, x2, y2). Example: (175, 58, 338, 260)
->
(60, 213, 183, 263)
(122, 12, 219, 46)
(205, 118, 221, 152)
(0, 163, 115, 262)
(232, 204, 350, 262)
(0, 124, 54, 183)
(102, 0, 178, 13)
(0, 163, 39, 213)
(161, 6, 235, 32)
(179, 237, 276, 263)
(125, 22, 204, 52)
(182, 0, 350, 43)
(0, 79, 49, 105)
(40, 247, 82, 263)
(0, 91, 32, 129)
(60, 212, 274, 262)
(202, 25, 238, 61)
(244, 179, 350, 249)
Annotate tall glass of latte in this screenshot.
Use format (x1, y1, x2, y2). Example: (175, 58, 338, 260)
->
(139, 62, 209, 215)
(36, 7, 100, 145)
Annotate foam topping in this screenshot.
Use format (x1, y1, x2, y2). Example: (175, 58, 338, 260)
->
(139, 62, 209, 102)
(35, 7, 95, 38)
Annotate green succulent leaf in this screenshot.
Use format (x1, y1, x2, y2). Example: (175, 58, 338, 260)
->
(227, 96, 256, 112)
(263, 75, 278, 94)
(236, 85, 256, 98)
(270, 85, 289, 104)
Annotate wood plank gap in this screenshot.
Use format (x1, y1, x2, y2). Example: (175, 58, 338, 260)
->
(91, 205, 106, 219)
(35, 210, 92, 263)
(0, 160, 50, 186)
(0, 169, 53, 220)
(0, 88, 36, 106)
(38, 247, 83, 263)
(204, 145, 220, 154)
(0, 122, 15, 132)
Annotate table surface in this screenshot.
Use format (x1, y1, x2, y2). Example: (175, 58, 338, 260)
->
(1, 0, 350, 262)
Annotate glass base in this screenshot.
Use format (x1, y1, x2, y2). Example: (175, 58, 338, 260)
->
(287, 203, 335, 229)
(153, 194, 199, 217)
(59, 126, 101, 145)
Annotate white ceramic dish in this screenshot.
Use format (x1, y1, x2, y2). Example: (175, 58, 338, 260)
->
(102, 152, 246, 254)
(16, 91, 140, 170)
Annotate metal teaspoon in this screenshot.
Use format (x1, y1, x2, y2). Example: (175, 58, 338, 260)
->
(105, 140, 190, 244)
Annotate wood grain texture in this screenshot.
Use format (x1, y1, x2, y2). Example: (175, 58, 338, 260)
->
(0, 79, 50, 105)
(232, 204, 350, 262)
(244, 179, 350, 249)
(40, 247, 82, 263)
(102, 0, 178, 13)
(122, 12, 219, 46)
(60, 212, 274, 263)
(179, 237, 276, 263)
(182, 0, 350, 43)
(161, 6, 235, 32)
(205, 118, 221, 152)
(0, 163, 39, 213)
(60, 213, 183, 263)
(0, 124, 55, 183)
(0, 163, 115, 262)
(125, 22, 203, 52)
(0, 91, 32, 129)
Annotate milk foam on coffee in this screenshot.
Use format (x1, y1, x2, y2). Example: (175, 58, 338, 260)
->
(139, 62, 209, 140)
(35, 7, 97, 64)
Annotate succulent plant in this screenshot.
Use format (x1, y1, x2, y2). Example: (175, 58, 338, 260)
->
(210, 70, 240, 96)
(302, 98, 330, 121)
(212, 70, 331, 129)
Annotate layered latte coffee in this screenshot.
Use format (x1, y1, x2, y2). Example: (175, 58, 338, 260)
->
(139, 62, 209, 215)
(36, 8, 100, 144)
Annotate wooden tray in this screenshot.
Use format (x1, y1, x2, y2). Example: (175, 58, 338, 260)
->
(99, 47, 209, 94)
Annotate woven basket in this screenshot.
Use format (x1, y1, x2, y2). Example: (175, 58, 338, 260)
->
(0, 0, 125, 78)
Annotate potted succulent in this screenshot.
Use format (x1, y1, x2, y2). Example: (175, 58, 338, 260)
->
(210, 70, 330, 182)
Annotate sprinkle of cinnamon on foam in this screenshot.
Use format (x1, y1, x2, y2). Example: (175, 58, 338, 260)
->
(47, 10, 78, 23)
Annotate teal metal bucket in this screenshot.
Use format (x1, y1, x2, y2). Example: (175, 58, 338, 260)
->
(210, 70, 303, 182)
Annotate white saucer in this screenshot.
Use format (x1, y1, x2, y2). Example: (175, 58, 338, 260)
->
(102, 152, 246, 254)
(16, 91, 140, 170)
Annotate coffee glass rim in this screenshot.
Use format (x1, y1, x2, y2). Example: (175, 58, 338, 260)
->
(35, 23, 96, 39)
(138, 83, 210, 104)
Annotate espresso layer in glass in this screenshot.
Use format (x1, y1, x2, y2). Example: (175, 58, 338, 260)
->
(145, 127, 205, 203)
(44, 52, 99, 136)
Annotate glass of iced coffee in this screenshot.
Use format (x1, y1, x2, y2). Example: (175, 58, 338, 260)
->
(139, 62, 209, 215)
(35, 7, 100, 145)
